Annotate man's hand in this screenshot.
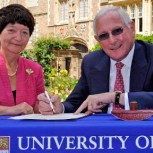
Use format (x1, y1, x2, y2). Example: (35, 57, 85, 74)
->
(38, 93, 63, 115)
(74, 92, 116, 115)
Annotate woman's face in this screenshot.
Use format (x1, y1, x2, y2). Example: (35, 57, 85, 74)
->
(0, 23, 30, 55)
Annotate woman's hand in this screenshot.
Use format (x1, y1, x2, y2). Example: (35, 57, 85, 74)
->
(0, 102, 34, 115)
(11, 102, 34, 115)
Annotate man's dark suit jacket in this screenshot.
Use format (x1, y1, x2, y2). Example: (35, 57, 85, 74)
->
(63, 40, 153, 113)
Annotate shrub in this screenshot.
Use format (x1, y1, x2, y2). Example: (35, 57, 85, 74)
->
(21, 36, 71, 86)
(47, 68, 78, 101)
(91, 43, 101, 51)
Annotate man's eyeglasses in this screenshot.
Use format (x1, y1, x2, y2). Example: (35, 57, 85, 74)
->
(98, 27, 125, 41)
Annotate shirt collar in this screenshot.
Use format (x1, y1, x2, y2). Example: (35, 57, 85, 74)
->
(110, 44, 135, 68)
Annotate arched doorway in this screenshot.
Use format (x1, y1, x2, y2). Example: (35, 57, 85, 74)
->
(52, 37, 89, 79)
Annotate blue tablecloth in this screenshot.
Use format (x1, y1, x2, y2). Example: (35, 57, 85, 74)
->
(0, 114, 153, 153)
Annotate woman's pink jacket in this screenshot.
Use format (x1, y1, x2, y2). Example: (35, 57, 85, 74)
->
(0, 55, 45, 107)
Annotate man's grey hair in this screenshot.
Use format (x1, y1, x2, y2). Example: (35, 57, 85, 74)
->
(93, 6, 132, 35)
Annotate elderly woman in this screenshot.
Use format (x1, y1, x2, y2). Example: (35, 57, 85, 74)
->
(0, 4, 45, 115)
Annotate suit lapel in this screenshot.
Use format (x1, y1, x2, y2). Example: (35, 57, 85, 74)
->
(130, 42, 149, 91)
(90, 42, 149, 93)
(90, 53, 110, 93)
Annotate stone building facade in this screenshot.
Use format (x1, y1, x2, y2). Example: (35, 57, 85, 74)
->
(0, 0, 153, 79)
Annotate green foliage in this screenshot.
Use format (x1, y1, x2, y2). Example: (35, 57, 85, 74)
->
(136, 34, 153, 44)
(21, 37, 75, 101)
(47, 68, 78, 101)
(21, 36, 71, 86)
(33, 37, 56, 86)
(21, 49, 37, 61)
(91, 43, 101, 52)
(34, 37, 71, 50)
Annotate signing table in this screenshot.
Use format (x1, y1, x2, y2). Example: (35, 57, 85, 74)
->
(0, 114, 153, 153)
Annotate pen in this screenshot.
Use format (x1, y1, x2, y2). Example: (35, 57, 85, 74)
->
(44, 91, 56, 113)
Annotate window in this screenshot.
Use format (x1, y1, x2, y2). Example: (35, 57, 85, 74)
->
(130, 5, 135, 25)
(12, 0, 19, 3)
(138, 4, 142, 32)
(59, 0, 68, 22)
(29, 22, 38, 44)
(79, 0, 88, 19)
(27, 0, 38, 7)
(130, 5, 135, 19)
(152, 4, 153, 32)
(138, 4, 142, 17)
(65, 57, 71, 74)
(122, 6, 127, 12)
(14, 0, 19, 3)
(2, 0, 9, 7)
(28, 0, 37, 3)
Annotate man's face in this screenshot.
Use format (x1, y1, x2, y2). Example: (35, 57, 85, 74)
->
(94, 11, 135, 61)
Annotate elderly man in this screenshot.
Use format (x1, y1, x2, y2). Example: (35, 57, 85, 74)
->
(38, 6, 153, 115)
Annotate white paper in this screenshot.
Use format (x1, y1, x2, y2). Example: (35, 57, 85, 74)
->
(9, 113, 87, 120)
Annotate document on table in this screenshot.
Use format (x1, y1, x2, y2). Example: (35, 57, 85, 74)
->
(9, 113, 88, 120)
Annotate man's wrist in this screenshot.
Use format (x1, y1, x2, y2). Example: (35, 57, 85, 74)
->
(119, 93, 125, 106)
(114, 91, 122, 105)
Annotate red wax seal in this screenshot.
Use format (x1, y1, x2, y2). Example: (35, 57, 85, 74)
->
(130, 101, 137, 110)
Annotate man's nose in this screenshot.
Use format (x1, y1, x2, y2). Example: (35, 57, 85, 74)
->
(108, 33, 117, 44)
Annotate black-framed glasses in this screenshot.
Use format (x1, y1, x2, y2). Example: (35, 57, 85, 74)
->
(98, 27, 125, 41)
